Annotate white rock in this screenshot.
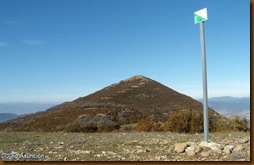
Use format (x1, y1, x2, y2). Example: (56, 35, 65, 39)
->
(225, 145, 234, 150)
(223, 147, 231, 155)
(136, 145, 142, 148)
(211, 146, 222, 154)
(11, 151, 17, 154)
(174, 143, 188, 153)
(95, 154, 102, 157)
(186, 146, 195, 151)
(207, 142, 223, 149)
(199, 141, 209, 147)
(83, 150, 93, 154)
(186, 150, 196, 156)
(58, 142, 64, 145)
(107, 151, 117, 155)
(185, 147, 196, 156)
(234, 145, 244, 152)
(201, 151, 209, 157)
(191, 144, 202, 153)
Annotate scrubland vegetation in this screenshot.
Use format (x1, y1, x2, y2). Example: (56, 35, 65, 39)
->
(66, 109, 249, 133)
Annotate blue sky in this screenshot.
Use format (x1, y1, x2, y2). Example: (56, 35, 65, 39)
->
(0, 0, 250, 103)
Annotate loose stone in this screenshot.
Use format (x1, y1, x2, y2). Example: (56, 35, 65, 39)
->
(174, 143, 188, 153)
(185, 147, 196, 157)
(58, 142, 64, 145)
(234, 145, 244, 152)
(201, 151, 210, 157)
(191, 144, 202, 153)
(223, 147, 232, 155)
(210, 145, 222, 154)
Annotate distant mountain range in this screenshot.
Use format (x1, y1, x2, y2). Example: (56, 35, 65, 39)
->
(0, 113, 27, 123)
(0, 103, 57, 115)
(197, 96, 250, 120)
(0, 103, 57, 123)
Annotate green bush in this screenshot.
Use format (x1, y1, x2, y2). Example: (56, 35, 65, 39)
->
(164, 109, 203, 133)
(228, 115, 249, 132)
(164, 109, 249, 133)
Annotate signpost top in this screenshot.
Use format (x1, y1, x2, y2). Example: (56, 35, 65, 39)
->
(194, 8, 208, 24)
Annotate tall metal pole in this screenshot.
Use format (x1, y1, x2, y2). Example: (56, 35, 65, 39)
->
(200, 21, 209, 143)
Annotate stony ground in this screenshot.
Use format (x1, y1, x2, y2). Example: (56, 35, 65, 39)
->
(0, 131, 250, 161)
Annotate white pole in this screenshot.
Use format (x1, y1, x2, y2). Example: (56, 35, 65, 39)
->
(200, 21, 209, 143)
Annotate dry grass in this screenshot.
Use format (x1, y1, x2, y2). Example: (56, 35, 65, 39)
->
(0, 131, 250, 161)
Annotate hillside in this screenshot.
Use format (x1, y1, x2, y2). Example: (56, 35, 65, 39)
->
(0, 75, 223, 132)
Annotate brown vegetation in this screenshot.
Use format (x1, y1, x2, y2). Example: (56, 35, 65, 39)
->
(163, 109, 249, 133)
(0, 75, 246, 133)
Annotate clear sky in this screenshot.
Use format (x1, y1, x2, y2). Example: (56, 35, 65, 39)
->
(0, 0, 250, 103)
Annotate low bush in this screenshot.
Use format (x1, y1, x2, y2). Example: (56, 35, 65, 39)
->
(164, 109, 249, 133)
(67, 123, 98, 133)
(98, 124, 120, 132)
(135, 118, 154, 132)
(164, 109, 204, 133)
(228, 115, 249, 132)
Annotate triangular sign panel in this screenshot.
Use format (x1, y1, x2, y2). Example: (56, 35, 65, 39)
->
(194, 8, 208, 24)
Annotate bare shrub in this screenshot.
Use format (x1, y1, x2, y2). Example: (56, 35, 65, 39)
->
(135, 118, 154, 132)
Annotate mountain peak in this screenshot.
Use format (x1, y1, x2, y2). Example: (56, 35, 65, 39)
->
(0, 75, 223, 132)
(123, 75, 150, 82)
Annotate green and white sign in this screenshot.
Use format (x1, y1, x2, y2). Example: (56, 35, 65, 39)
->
(194, 8, 208, 24)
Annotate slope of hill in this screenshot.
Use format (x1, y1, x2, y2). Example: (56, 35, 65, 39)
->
(0, 75, 223, 132)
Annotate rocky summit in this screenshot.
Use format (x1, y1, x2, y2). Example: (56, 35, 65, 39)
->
(0, 75, 223, 132)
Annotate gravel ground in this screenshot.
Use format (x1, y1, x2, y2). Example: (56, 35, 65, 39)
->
(0, 131, 250, 161)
